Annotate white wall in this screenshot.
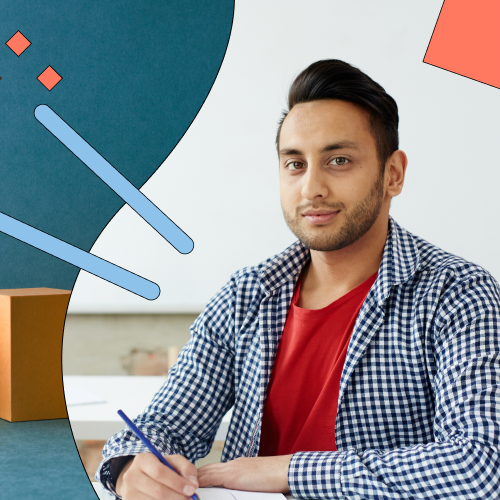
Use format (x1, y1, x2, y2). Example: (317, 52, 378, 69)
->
(68, 0, 500, 313)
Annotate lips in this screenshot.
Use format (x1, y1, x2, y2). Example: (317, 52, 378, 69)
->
(302, 210, 340, 224)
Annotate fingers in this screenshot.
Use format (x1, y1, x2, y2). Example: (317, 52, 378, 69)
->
(117, 453, 199, 500)
(197, 455, 291, 493)
(123, 465, 189, 500)
(197, 462, 225, 488)
(166, 454, 199, 490)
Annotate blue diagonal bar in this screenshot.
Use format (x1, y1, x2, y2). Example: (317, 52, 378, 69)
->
(0, 212, 160, 300)
(34, 104, 194, 254)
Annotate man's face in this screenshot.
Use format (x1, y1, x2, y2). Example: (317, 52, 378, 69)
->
(279, 99, 387, 252)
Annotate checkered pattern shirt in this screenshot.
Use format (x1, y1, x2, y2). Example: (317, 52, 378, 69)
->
(97, 217, 500, 499)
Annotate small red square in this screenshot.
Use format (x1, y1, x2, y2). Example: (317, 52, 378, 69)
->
(37, 66, 62, 91)
(6, 31, 31, 56)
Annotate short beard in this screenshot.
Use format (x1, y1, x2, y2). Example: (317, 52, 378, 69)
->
(282, 173, 385, 252)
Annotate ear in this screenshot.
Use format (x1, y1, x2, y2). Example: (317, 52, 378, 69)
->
(385, 150, 408, 198)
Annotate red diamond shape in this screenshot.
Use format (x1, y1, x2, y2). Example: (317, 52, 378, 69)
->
(37, 66, 62, 91)
(6, 31, 31, 56)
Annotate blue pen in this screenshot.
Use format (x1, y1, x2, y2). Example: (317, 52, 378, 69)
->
(118, 409, 200, 500)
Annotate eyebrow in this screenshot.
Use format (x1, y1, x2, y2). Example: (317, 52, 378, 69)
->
(279, 140, 361, 156)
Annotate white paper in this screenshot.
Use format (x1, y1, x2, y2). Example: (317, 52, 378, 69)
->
(92, 482, 287, 500)
(196, 488, 286, 499)
(64, 385, 106, 406)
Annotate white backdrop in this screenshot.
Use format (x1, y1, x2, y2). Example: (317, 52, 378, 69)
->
(68, 0, 500, 313)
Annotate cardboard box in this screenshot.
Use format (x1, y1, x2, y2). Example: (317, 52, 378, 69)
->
(0, 288, 71, 422)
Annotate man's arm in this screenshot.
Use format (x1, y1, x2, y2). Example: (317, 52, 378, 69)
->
(196, 272, 500, 499)
(198, 455, 293, 493)
(95, 276, 238, 497)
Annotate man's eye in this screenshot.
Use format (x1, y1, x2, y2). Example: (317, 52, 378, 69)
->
(330, 157, 349, 166)
(287, 161, 304, 170)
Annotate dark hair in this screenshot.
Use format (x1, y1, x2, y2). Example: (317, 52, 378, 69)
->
(276, 59, 399, 170)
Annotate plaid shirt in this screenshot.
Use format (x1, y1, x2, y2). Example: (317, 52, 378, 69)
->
(97, 217, 500, 499)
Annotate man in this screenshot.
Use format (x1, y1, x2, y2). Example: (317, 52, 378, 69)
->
(97, 60, 500, 499)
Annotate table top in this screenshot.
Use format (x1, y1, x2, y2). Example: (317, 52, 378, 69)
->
(0, 417, 98, 499)
(65, 375, 232, 441)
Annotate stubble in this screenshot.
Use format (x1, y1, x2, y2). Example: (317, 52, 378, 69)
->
(282, 173, 385, 252)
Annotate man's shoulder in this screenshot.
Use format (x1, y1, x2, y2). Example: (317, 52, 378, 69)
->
(198, 241, 307, 328)
(407, 226, 498, 291)
(229, 240, 308, 290)
(414, 233, 487, 276)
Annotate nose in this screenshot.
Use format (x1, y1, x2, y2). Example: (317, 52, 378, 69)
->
(301, 164, 329, 201)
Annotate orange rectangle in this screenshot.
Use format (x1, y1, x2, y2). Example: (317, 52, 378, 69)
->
(0, 288, 71, 422)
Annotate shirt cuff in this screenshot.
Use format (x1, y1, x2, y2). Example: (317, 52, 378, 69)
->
(288, 451, 346, 499)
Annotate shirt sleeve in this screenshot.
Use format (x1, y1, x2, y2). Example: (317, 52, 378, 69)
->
(95, 275, 238, 497)
(288, 272, 500, 499)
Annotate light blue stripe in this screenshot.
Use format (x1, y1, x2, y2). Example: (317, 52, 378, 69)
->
(34, 104, 194, 254)
(0, 212, 160, 300)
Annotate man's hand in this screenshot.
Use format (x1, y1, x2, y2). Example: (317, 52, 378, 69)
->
(116, 453, 199, 499)
(197, 455, 293, 493)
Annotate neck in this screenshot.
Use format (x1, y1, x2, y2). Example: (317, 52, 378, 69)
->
(304, 214, 389, 297)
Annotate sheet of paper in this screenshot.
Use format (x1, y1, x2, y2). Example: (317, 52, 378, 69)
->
(92, 482, 289, 500)
(196, 487, 286, 499)
(64, 384, 106, 406)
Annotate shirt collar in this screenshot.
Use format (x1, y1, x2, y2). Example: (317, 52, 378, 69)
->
(373, 216, 420, 306)
(259, 216, 420, 304)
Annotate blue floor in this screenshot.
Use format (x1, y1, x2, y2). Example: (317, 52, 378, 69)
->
(0, 418, 97, 499)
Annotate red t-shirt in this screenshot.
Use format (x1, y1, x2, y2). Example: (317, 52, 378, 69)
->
(258, 271, 377, 456)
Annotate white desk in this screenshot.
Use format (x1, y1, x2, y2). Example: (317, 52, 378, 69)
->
(64, 375, 232, 441)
